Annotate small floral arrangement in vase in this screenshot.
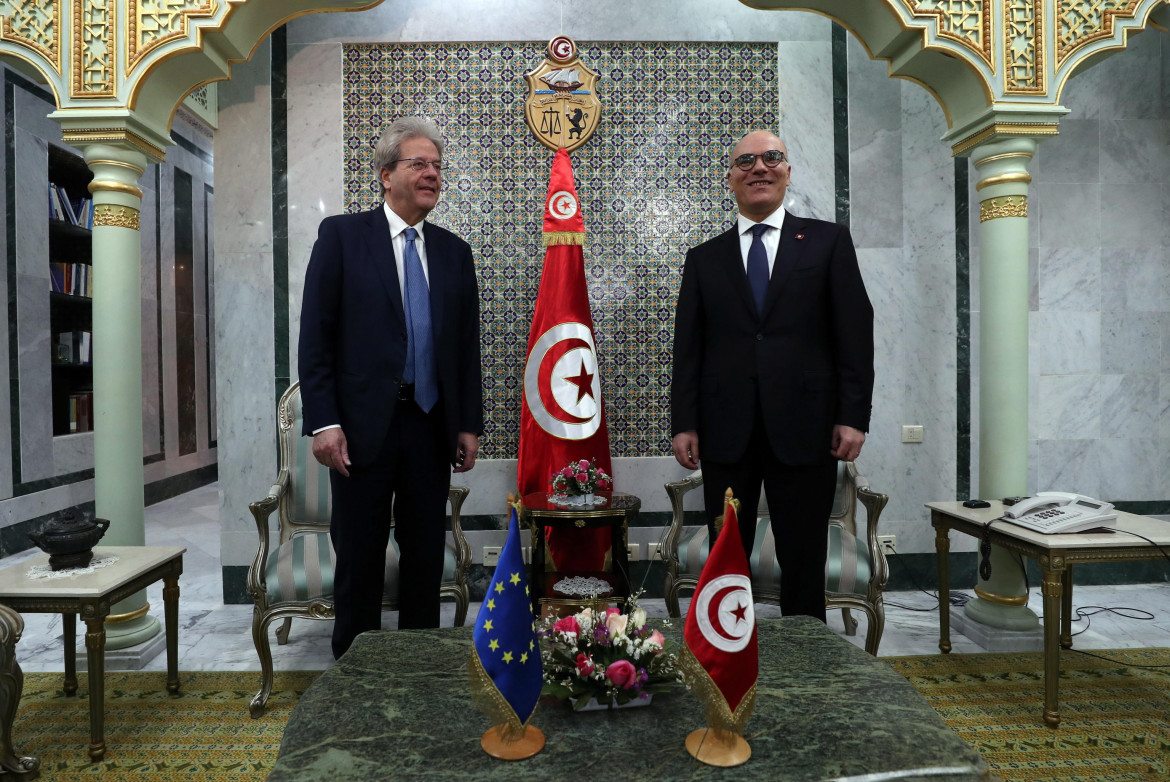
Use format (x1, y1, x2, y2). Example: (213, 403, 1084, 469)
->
(549, 458, 611, 506)
(538, 594, 681, 710)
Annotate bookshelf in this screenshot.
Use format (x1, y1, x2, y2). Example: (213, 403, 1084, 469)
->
(47, 144, 94, 436)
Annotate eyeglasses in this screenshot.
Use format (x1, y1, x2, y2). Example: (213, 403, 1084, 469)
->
(396, 157, 443, 173)
(732, 150, 787, 171)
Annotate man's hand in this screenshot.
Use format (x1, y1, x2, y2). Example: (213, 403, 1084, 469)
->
(672, 430, 701, 470)
(312, 428, 351, 477)
(453, 432, 479, 473)
(830, 424, 866, 462)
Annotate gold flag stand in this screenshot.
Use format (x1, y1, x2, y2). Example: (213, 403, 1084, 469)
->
(685, 728, 751, 766)
(480, 724, 545, 760)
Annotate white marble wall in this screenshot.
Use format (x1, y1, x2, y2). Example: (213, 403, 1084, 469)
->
(214, 1, 1169, 574)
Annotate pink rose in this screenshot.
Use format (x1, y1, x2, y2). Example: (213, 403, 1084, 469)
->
(649, 630, 665, 650)
(562, 466, 575, 477)
(604, 607, 620, 618)
(578, 460, 590, 470)
(605, 612, 628, 639)
(606, 659, 637, 689)
(576, 472, 588, 482)
(575, 653, 594, 677)
(553, 615, 580, 637)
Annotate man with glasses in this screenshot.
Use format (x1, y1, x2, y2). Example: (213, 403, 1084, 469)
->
(299, 116, 483, 658)
(670, 129, 874, 621)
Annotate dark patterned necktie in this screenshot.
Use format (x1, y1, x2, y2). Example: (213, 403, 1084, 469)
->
(746, 223, 770, 315)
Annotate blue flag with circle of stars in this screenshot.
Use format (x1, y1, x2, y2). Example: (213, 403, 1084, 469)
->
(470, 507, 543, 726)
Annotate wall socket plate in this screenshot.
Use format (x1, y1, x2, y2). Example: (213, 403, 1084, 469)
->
(901, 425, 924, 443)
(877, 535, 897, 555)
(646, 542, 662, 561)
(626, 543, 640, 562)
(482, 546, 501, 567)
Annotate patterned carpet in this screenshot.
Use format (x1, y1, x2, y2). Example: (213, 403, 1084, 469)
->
(890, 648, 1170, 782)
(10, 671, 319, 781)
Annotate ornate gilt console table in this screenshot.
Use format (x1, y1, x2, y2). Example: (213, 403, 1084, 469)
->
(0, 546, 184, 761)
(928, 501, 1170, 728)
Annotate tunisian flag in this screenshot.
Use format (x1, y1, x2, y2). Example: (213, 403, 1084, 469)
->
(517, 149, 612, 572)
(681, 499, 758, 733)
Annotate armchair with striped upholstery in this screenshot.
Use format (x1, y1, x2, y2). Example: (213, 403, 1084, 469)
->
(660, 461, 889, 654)
(246, 382, 472, 717)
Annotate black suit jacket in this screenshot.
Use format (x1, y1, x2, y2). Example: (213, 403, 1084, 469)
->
(671, 213, 873, 466)
(298, 207, 483, 466)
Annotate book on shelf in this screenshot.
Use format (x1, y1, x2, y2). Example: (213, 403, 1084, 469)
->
(48, 182, 92, 229)
(68, 391, 93, 433)
(49, 262, 92, 297)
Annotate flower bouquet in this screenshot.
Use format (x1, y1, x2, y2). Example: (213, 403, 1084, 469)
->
(549, 459, 611, 506)
(538, 594, 682, 710)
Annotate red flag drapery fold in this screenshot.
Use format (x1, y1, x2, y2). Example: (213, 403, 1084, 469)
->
(516, 149, 612, 574)
(682, 500, 759, 730)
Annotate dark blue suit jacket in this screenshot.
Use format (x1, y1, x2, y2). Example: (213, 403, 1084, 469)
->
(670, 213, 874, 466)
(298, 207, 482, 466)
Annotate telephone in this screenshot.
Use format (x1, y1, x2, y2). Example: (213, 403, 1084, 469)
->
(1001, 492, 1117, 534)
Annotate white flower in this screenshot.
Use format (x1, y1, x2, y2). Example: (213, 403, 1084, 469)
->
(630, 606, 647, 630)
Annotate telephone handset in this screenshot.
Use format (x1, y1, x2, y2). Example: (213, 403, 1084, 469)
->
(1001, 492, 1117, 534)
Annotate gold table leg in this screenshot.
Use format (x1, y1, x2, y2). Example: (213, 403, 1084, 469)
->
(84, 617, 106, 761)
(1041, 566, 1063, 728)
(1060, 566, 1074, 649)
(63, 612, 77, 696)
(933, 520, 952, 654)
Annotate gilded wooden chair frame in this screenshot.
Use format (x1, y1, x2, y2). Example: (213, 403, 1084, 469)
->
(660, 462, 889, 654)
(245, 382, 472, 717)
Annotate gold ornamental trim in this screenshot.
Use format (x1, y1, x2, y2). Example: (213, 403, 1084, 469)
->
(89, 158, 147, 176)
(92, 204, 141, 231)
(1, 0, 62, 75)
(1004, 0, 1045, 95)
(951, 122, 1060, 157)
(973, 151, 1034, 167)
(975, 171, 1033, 191)
(88, 179, 144, 198)
(127, 0, 219, 74)
(980, 195, 1028, 222)
(71, 0, 116, 98)
(105, 603, 150, 624)
(972, 585, 1030, 606)
(60, 128, 166, 161)
(906, 0, 994, 71)
(1057, 0, 1144, 69)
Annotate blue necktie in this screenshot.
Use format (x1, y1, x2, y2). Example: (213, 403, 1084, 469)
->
(401, 227, 438, 413)
(746, 223, 770, 316)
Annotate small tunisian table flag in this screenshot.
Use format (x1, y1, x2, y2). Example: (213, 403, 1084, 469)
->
(516, 148, 612, 572)
(680, 491, 757, 765)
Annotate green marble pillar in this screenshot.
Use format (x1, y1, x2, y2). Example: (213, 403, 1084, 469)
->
(83, 145, 160, 650)
(965, 138, 1038, 631)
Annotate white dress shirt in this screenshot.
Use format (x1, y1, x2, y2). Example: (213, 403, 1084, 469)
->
(735, 206, 786, 276)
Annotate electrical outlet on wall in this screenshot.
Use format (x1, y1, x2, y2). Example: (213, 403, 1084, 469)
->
(626, 543, 640, 562)
(483, 546, 501, 567)
(877, 535, 897, 555)
(646, 542, 661, 561)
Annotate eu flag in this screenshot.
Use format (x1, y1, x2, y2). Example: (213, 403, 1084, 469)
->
(471, 508, 543, 725)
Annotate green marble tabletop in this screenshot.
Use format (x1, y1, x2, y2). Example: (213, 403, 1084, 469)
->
(269, 617, 988, 781)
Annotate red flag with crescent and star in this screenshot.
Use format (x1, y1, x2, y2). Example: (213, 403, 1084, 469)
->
(517, 149, 612, 573)
(681, 499, 758, 732)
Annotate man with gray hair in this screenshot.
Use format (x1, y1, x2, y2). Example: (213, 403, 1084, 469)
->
(299, 116, 483, 658)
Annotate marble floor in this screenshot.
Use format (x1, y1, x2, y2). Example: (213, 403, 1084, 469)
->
(4, 482, 1170, 674)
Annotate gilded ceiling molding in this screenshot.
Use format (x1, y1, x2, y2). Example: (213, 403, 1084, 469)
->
(60, 127, 166, 161)
(1056, 0, 1144, 68)
(950, 121, 1059, 156)
(1004, 0, 1045, 94)
(71, 0, 115, 98)
(126, 0, 219, 74)
(905, 0, 994, 70)
(0, 0, 61, 74)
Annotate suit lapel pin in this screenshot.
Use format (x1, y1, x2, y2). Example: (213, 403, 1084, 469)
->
(795, 233, 804, 240)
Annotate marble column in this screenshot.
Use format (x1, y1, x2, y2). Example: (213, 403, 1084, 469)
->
(82, 144, 161, 649)
(965, 137, 1039, 631)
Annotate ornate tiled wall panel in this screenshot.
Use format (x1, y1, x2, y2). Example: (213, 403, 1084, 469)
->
(342, 42, 777, 458)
